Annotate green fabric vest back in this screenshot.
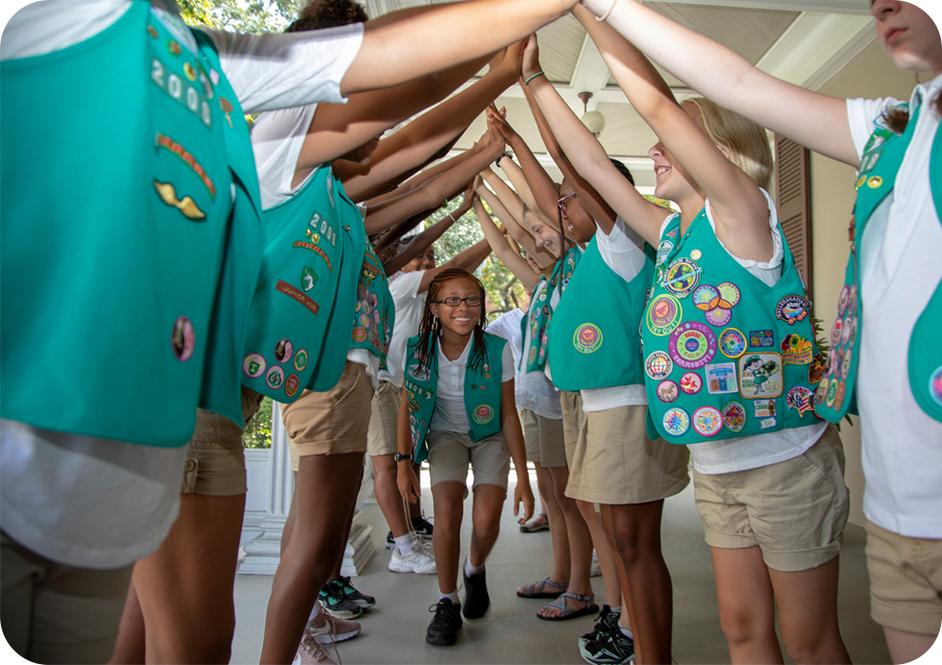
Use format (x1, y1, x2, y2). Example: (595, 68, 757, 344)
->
(524, 246, 581, 372)
(1, 3, 261, 446)
(643, 209, 822, 444)
(242, 166, 350, 400)
(547, 237, 653, 391)
(815, 102, 942, 423)
(349, 241, 395, 369)
(404, 333, 506, 463)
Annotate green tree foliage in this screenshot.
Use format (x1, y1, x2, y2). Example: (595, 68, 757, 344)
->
(178, 0, 300, 31)
(242, 396, 274, 448)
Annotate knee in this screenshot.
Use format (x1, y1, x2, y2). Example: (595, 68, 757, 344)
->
(718, 606, 772, 647)
(372, 456, 396, 479)
(608, 523, 643, 564)
(780, 623, 834, 664)
(473, 519, 500, 544)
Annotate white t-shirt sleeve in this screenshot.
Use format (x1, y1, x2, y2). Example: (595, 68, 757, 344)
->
(208, 23, 363, 113)
(846, 97, 899, 159)
(251, 105, 317, 208)
(595, 216, 648, 283)
(389, 270, 425, 308)
(500, 342, 515, 382)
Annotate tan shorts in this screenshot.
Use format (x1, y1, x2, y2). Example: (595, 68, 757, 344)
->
(692, 426, 849, 572)
(519, 408, 566, 468)
(1, 532, 134, 664)
(560, 391, 585, 467)
(865, 520, 942, 635)
(182, 388, 262, 496)
(427, 431, 510, 497)
(565, 404, 689, 505)
(367, 380, 400, 457)
(282, 361, 374, 471)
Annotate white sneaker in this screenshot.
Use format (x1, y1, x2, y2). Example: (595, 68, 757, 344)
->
(388, 542, 437, 575)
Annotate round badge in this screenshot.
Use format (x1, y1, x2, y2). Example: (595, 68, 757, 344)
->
(692, 284, 719, 311)
(809, 353, 827, 384)
(284, 374, 300, 398)
(692, 406, 723, 437)
(266, 366, 285, 390)
(690, 249, 702, 260)
(183, 61, 197, 81)
(786, 385, 815, 416)
(645, 351, 673, 380)
(664, 259, 700, 297)
(722, 401, 746, 433)
(573, 323, 603, 354)
(168, 40, 181, 56)
(656, 239, 674, 266)
(679, 372, 702, 395)
(830, 318, 843, 347)
(838, 285, 850, 316)
(646, 294, 682, 336)
(662, 407, 690, 437)
(929, 366, 942, 406)
(841, 349, 852, 379)
(352, 327, 368, 343)
(834, 382, 845, 409)
(705, 307, 732, 327)
(294, 349, 309, 372)
(147, 24, 158, 38)
(719, 328, 747, 359)
(815, 377, 830, 407)
(657, 380, 679, 403)
(841, 316, 856, 346)
(717, 282, 741, 307)
(668, 322, 717, 369)
(171, 316, 195, 362)
(473, 404, 495, 425)
(825, 378, 838, 407)
(243, 353, 266, 378)
(867, 175, 884, 189)
(776, 295, 811, 325)
(274, 338, 293, 363)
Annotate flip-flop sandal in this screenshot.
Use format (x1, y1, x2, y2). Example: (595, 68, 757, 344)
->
(519, 513, 550, 533)
(536, 592, 599, 622)
(515, 577, 568, 599)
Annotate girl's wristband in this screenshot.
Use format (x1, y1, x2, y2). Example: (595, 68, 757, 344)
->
(524, 70, 545, 86)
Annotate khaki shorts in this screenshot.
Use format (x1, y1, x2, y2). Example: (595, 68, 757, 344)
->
(1, 532, 134, 664)
(182, 388, 262, 496)
(692, 426, 849, 572)
(367, 380, 400, 457)
(519, 408, 566, 468)
(427, 431, 511, 497)
(282, 361, 374, 471)
(865, 520, 942, 635)
(560, 390, 585, 467)
(566, 404, 689, 505)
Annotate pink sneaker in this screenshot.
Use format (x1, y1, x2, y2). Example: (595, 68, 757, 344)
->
(306, 607, 361, 644)
(293, 633, 336, 665)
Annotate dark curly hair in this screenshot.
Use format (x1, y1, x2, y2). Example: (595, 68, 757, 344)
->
(414, 269, 488, 374)
(286, 0, 367, 32)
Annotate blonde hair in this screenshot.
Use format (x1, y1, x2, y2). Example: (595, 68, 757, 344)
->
(686, 97, 774, 191)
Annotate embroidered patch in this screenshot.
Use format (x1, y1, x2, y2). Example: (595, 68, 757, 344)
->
(276, 280, 319, 316)
(171, 316, 195, 362)
(705, 363, 737, 394)
(155, 133, 216, 197)
(292, 241, 332, 271)
(408, 363, 430, 382)
(657, 380, 679, 403)
(285, 374, 299, 398)
(645, 351, 673, 380)
(573, 323, 603, 354)
(739, 353, 784, 398)
(748, 329, 774, 348)
(669, 322, 717, 369)
(473, 404, 495, 425)
(690, 249, 702, 260)
(153, 180, 206, 220)
(294, 349, 309, 372)
(663, 259, 701, 297)
(930, 366, 942, 406)
(352, 327, 368, 343)
(781, 333, 813, 365)
(775, 295, 811, 325)
(266, 366, 285, 390)
(679, 372, 703, 395)
(662, 407, 690, 437)
(809, 353, 827, 384)
(722, 401, 746, 433)
(785, 386, 815, 416)
(656, 239, 674, 266)
(647, 294, 682, 336)
(274, 339, 293, 364)
(719, 328, 747, 359)
(243, 353, 266, 378)
(692, 406, 723, 437)
(753, 399, 776, 417)
(301, 266, 318, 292)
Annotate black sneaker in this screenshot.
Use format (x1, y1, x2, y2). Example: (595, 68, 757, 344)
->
(462, 565, 490, 619)
(579, 623, 635, 665)
(426, 598, 462, 646)
(337, 575, 375, 609)
(411, 515, 434, 538)
(580, 604, 620, 645)
(318, 580, 363, 619)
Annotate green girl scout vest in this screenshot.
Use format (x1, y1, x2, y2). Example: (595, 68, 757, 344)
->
(548, 237, 654, 391)
(242, 166, 353, 401)
(815, 101, 942, 423)
(404, 333, 506, 463)
(643, 209, 822, 444)
(349, 242, 395, 368)
(1, 2, 261, 446)
(525, 246, 580, 373)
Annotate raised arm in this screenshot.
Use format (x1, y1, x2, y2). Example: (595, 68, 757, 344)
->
(495, 153, 538, 213)
(577, 5, 772, 260)
(381, 195, 468, 275)
(522, 32, 665, 242)
(474, 197, 541, 289)
(481, 168, 526, 225)
(579, 0, 855, 165)
(476, 183, 556, 270)
(342, 0, 577, 95)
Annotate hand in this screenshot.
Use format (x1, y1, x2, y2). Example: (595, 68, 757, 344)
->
(521, 34, 541, 80)
(486, 105, 517, 144)
(514, 476, 535, 524)
(502, 37, 527, 78)
(397, 463, 421, 505)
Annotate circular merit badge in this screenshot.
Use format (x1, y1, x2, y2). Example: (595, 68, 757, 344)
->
(722, 401, 746, 433)
(266, 365, 285, 390)
(719, 328, 747, 359)
(657, 380, 679, 403)
(243, 353, 266, 379)
(692, 406, 723, 437)
(293, 349, 309, 372)
(647, 294, 682, 336)
(171, 316, 195, 362)
(679, 372, 703, 395)
(662, 407, 690, 437)
(284, 374, 300, 398)
(668, 322, 717, 369)
(274, 338, 293, 364)
(664, 259, 700, 297)
(775, 294, 811, 325)
(930, 366, 942, 406)
(573, 323, 603, 354)
(473, 404, 495, 425)
(645, 351, 674, 380)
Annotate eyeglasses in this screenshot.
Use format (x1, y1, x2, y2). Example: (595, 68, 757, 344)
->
(435, 295, 483, 307)
(556, 191, 577, 212)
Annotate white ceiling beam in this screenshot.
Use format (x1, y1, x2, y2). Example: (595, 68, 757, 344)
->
(756, 12, 874, 88)
(569, 35, 611, 106)
(642, 0, 869, 14)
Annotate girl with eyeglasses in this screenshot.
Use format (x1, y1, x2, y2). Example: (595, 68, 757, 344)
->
(396, 268, 534, 647)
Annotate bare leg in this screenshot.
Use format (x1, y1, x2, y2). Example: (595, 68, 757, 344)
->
(536, 465, 570, 582)
(770, 557, 851, 664)
(372, 453, 410, 537)
(329, 462, 364, 580)
(432, 482, 466, 594)
(883, 627, 939, 665)
(409, 462, 424, 520)
(110, 583, 145, 664)
(468, 484, 506, 567)
(712, 546, 782, 664)
(259, 452, 364, 664)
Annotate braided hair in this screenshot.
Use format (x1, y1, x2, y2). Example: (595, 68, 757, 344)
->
(414, 268, 488, 374)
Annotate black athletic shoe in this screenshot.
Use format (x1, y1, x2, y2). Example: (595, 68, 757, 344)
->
(579, 624, 635, 665)
(580, 604, 620, 645)
(411, 515, 434, 538)
(337, 575, 375, 609)
(426, 598, 462, 646)
(385, 530, 396, 550)
(318, 580, 363, 619)
(462, 566, 490, 619)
